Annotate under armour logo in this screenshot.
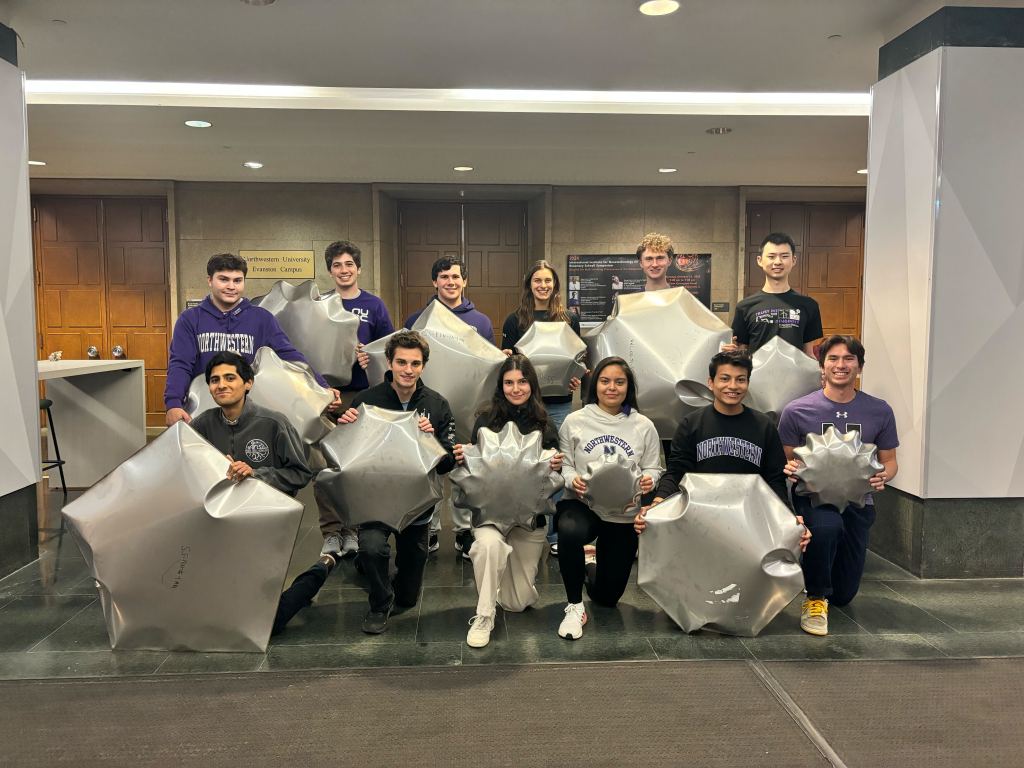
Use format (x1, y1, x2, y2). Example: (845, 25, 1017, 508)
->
(836, 411, 848, 418)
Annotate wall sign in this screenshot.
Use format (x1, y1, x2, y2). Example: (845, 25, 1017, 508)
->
(239, 250, 315, 280)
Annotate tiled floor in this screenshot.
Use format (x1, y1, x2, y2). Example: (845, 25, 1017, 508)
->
(2, 487, 1024, 680)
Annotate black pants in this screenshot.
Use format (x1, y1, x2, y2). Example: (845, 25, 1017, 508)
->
(556, 499, 638, 607)
(357, 520, 430, 613)
(272, 560, 330, 635)
(795, 496, 876, 606)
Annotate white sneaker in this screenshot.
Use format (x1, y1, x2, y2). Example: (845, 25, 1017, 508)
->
(340, 532, 359, 558)
(466, 614, 495, 648)
(558, 602, 587, 640)
(320, 533, 342, 557)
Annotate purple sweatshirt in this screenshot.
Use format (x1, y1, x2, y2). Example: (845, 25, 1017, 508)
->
(322, 288, 395, 391)
(163, 296, 328, 410)
(404, 297, 495, 344)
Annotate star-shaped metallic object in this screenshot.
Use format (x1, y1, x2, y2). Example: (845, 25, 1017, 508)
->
(584, 287, 731, 438)
(580, 451, 643, 523)
(186, 346, 334, 444)
(514, 321, 587, 397)
(745, 337, 822, 422)
(793, 425, 883, 510)
(61, 422, 303, 652)
(363, 301, 507, 442)
(255, 280, 360, 386)
(314, 404, 448, 532)
(638, 473, 805, 636)
(450, 422, 564, 536)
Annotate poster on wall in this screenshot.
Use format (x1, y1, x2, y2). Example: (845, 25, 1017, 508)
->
(566, 253, 712, 324)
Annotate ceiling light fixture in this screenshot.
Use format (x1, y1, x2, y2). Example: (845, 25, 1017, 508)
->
(827, 34, 842, 40)
(240, 0, 276, 5)
(28, 160, 46, 166)
(242, 161, 264, 169)
(658, 168, 677, 173)
(857, 168, 868, 174)
(638, 1, 680, 16)
(706, 127, 732, 135)
(453, 166, 474, 172)
(184, 119, 212, 128)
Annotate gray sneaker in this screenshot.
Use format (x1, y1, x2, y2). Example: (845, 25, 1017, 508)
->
(320, 533, 342, 557)
(339, 532, 359, 558)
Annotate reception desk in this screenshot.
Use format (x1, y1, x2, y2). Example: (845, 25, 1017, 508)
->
(37, 359, 146, 489)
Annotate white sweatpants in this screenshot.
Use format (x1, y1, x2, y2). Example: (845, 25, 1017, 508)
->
(469, 524, 547, 617)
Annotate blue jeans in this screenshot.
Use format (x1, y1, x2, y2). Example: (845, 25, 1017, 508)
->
(795, 496, 876, 606)
(544, 399, 574, 544)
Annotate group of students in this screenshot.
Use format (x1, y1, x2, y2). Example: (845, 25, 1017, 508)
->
(163, 230, 899, 646)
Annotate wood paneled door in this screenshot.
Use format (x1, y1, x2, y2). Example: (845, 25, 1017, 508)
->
(745, 202, 865, 340)
(399, 202, 527, 345)
(34, 196, 171, 427)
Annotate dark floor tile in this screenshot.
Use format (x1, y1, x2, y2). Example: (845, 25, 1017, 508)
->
(742, 632, 945, 661)
(649, 634, 753, 660)
(881, 579, 1024, 632)
(270, 589, 419, 646)
(422, 550, 467, 588)
(757, 596, 867, 637)
(0, 650, 167, 679)
(155, 651, 267, 674)
(0, 557, 94, 599)
(837, 582, 957, 635)
(31, 600, 110, 651)
(921, 632, 1024, 659)
(265, 641, 461, 670)
(862, 549, 918, 581)
(416, 585, 510, 643)
(0, 595, 96, 652)
(461, 634, 657, 665)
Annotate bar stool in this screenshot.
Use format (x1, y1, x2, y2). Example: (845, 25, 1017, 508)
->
(40, 397, 68, 500)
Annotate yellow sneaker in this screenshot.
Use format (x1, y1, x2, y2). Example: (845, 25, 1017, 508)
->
(800, 598, 829, 636)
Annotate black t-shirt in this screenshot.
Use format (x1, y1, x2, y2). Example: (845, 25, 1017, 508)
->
(501, 309, 582, 405)
(731, 290, 823, 353)
(657, 404, 789, 507)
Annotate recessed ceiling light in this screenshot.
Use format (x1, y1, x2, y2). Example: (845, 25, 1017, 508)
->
(242, 161, 264, 169)
(658, 168, 678, 173)
(706, 127, 732, 135)
(638, 1, 680, 16)
(857, 168, 868, 174)
(453, 166, 474, 172)
(184, 119, 212, 128)
(827, 34, 842, 40)
(28, 160, 46, 166)
(240, 0, 276, 5)
(50, 19, 67, 25)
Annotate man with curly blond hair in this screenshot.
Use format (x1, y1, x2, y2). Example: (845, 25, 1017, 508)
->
(636, 232, 675, 292)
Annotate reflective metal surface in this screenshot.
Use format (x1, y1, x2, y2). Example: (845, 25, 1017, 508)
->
(638, 473, 805, 636)
(793, 425, 883, 510)
(186, 346, 334, 444)
(514, 321, 588, 397)
(450, 421, 564, 536)
(254, 280, 360, 385)
(61, 422, 304, 652)
(745, 337, 822, 422)
(580, 451, 642, 523)
(363, 301, 507, 442)
(314, 404, 448, 531)
(584, 288, 731, 438)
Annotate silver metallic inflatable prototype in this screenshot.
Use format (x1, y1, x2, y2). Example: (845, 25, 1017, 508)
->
(363, 301, 506, 442)
(792, 425, 883, 510)
(514, 321, 588, 397)
(638, 473, 805, 636)
(61, 422, 304, 652)
(254, 280, 360, 386)
(584, 288, 731, 438)
(745, 337, 822, 422)
(579, 451, 643, 523)
(314, 404, 448, 531)
(450, 422, 564, 536)
(186, 346, 334, 444)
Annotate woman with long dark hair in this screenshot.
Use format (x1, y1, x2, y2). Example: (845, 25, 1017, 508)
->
(453, 355, 563, 649)
(554, 356, 662, 640)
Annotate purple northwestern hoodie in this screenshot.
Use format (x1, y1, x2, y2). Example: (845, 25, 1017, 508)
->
(163, 296, 329, 410)
(403, 297, 495, 344)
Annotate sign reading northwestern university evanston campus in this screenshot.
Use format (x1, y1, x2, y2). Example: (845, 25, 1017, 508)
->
(239, 250, 316, 280)
(567, 253, 711, 323)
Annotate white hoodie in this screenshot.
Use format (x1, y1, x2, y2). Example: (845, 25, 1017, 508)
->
(559, 404, 664, 516)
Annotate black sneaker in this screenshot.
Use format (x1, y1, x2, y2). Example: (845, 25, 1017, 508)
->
(454, 529, 474, 560)
(428, 533, 439, 553)
(362, 601, 393, 634)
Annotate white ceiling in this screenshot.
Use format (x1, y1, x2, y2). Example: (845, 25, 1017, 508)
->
(4, 0, 1019, 185)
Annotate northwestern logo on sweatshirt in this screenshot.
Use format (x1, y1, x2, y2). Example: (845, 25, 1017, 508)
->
(197, 332, 256, 355)
(582, 435, 636, 457)
(695, 436, 762, 466)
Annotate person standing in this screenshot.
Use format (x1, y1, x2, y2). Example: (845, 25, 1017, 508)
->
(637, 232, 675, 292)
(778, 335, 899, 637)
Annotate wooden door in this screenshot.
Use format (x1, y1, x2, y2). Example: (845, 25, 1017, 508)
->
(34, 196, 170, 427)
(399, 202, 462, 327)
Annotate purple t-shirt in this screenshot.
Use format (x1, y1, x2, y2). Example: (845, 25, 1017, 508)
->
(338, 290, 394, 391)
(778, 389, 899, 506)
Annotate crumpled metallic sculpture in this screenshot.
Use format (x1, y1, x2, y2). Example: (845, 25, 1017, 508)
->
(254, 280, 360, 386)
(584, 287, 731, 438)
(745, 337, 822, 421)
(186, 346, 334, 444)
(514, 321, 588, 397)
(638, 473, 805, 636)
(580, 451, 643, 523)
(363, 301, 507, 442)
(793, 425, 883, 510)
(450, 422, 564, 536)
(61, 422, 303, 652)
(314, 404, 448, 531)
